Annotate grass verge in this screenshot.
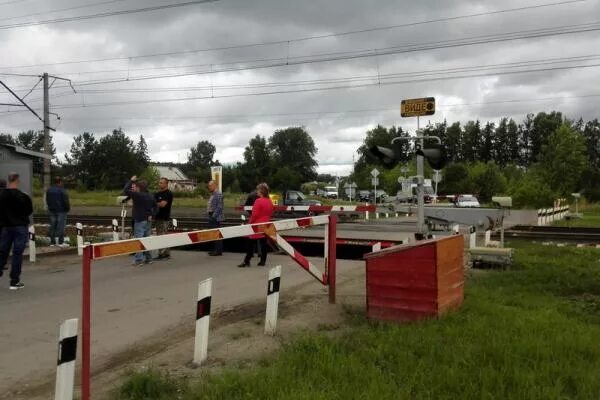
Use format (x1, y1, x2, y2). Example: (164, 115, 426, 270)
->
(115, 241, 600, 400)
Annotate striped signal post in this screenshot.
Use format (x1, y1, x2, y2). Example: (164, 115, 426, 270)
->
(265, 265, 282, 335)
(112, 219, 119, 241)
(54, 318, 78, 400)
(194, 278, 212, 365)
(76, 223, 83, 256)
(28, 225, 36, 262)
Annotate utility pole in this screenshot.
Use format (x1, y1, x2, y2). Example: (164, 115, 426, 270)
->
(43, 72, 51, 190)
(415, 117, 424, 234)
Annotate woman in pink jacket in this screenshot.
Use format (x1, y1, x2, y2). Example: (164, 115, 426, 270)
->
(238, 182, 274, 267)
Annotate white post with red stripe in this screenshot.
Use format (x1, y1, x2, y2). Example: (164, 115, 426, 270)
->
(76, 223, 84, 256)
(193, 278, 212, 365)
(265, 265, 282, 335)
(54, 318, 78, 400)
(172, 218, 178, 229)
(112, 219, 119, 241)
(28, 225, 36, 263)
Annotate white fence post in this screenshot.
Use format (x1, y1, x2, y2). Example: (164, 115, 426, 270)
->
(54, 318, 78, 400)
(469, 226, 477, 248)
(265, 265, 282, 336)
(172, 218, 178, 229)
(452, 224, 460, 234)
(194, 278, 212, 365)
(112, 219, 119, 241)
(484, 230, 491, 247)
(28, 225, 36, 263)
(76, 223, 83, 256)
(372, 242, 382, 252)
(365, 203, 370, 220)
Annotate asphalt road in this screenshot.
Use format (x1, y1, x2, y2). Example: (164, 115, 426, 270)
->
(0, 250, 363, 396)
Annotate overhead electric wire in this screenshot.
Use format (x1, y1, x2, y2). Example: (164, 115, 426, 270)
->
(0, 0, 588, 69)
(0, 0, 131, 23)
(10, 60, 599, 111)
(42, 21, 599, 89)
(0, 0, 219, 30)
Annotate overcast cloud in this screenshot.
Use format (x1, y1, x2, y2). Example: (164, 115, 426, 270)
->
(1, 0, 599, 175)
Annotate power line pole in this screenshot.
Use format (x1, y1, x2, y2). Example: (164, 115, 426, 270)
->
(43, 72, 50, 190)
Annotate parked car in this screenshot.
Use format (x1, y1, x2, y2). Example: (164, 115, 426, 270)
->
(370, 190, 388, 203)
(358, 190, 371, 202)
(455, 194, 481, 208)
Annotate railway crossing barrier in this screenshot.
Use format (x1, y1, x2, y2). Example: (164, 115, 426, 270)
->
(79, 214, 337, 399)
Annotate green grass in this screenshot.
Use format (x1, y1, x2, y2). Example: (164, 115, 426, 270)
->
(553, 204, 600, 228)
(114, 242, 600, 400)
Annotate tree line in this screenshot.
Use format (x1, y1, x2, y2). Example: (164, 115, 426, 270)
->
(2, 110, 599, 207)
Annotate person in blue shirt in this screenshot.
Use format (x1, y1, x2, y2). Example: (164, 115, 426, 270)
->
(45, 176, 70, 247)
(207, 180, 224, 256)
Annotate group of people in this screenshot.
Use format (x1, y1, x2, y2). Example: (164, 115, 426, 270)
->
(123, 175, 274, 268)
(123, 175, 175, 266)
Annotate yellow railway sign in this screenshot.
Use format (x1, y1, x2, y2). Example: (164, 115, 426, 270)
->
(401, 97, 435, 117)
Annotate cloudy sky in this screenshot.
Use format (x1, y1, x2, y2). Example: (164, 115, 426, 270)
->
(0, 0, 599, 175)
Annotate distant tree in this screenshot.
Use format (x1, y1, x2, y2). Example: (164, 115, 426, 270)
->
(268, 127, 318, 187)
(438, 163, 472, 195)
(0, 133, 16, 145)
(136, 135, 150, 168)
(444, 122, 462, 162)
(15, 130, 55, 175)
(64, 132, 99, 188)
(479, 122, 495, 163)
(240, 135, 272, 191)
(537, 123, 587, 196)
(356, 125, 410, 170)
(317, 173, 336, 183)
(93, 128, 144, 189)
(186, 140, 216, 182)
(509, 171, 555, 208)
(518, 113, 535, 166)
(529, 111, 563, 164)
(461, 121, 481, 163)
(469, 161, 507, 202)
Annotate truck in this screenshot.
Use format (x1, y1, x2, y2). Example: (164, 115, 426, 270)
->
(316, 185, 338, 199)
(396, 178, 434, 204)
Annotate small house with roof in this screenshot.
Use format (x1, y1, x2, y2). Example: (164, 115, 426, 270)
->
(155, 165, 196, 192)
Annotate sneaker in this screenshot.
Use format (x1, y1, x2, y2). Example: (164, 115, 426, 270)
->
(208, 252, 223, 256)
(144, 259, 153, 265)
(131, 261, 144, 267)
(9, 282, 24, 290)
(257, 262, 266, 266)
(237, 263, 250, 268)
(58, 243, 70, 248)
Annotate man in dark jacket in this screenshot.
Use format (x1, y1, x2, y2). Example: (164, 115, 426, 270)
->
(153, 177, 173, 260)
(0, 173, 33, 290)
(123, 175, 156, 266)
(45, 176, 70, 247)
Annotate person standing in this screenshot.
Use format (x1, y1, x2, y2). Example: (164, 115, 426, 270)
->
(238, 183, 273, 267)
(0, 179, 6, 272)
(45, 176, 71, 247)
(0, 173, 33, 290)
(154, 177, 173, 260)
(207, 180, 224, 256)
(123, 176, 156, 266)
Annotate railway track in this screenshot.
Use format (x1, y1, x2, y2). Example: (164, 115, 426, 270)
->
(503, 225, 600, 242)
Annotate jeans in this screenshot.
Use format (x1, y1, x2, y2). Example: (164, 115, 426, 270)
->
(133, 220, 152, 263)
(0, 226, 28, 285)
(48, 212, 67, 245)
(155, 219, 171, 257)
(208, 216, 223, 254)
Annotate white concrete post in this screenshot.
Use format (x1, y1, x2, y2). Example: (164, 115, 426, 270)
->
(484, 230, 491, 247)
(28, 225, 36, 263)
(172, 218, 178, 229)
(265, 265, 282, 336)
(54, 318, 78, 400)
(112, 219, 119, 241)
(76, 223, 83, 256)
(193, 278, 212, 365)
(452, 224, 460, 234)
(469, 226, 477, 249)
(365, 203, 369, 220)
(537, 209, 542, 226)
(372, 242, 382, 252)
